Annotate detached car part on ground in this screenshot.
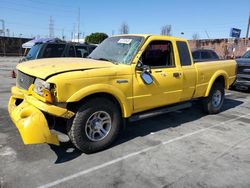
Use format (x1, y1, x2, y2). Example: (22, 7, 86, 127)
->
(8, 34, 237, 153)
(233, 50, 250, 90)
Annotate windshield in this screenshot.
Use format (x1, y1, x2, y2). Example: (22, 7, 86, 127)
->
(26, 43, 43, 60)
(88, 36, 144, 64)
(242, 50, 250, 58)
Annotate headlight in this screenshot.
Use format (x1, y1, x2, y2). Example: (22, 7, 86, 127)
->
(33, 78, 54, 103)
(33, 78, 51, 96)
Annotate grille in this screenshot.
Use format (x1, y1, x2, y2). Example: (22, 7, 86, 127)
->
(238, 66, 250, 74)
(17, 71, 35, 90)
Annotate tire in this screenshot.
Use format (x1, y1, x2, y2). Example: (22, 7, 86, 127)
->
(67, 97, 121, 153)
(202, 82, 225, 114)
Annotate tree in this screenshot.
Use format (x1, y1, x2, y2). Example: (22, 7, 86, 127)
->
(85, 32, 108, 44)
(120, 22, 129, 34)
(192, 33, 201, 48)
(161, 25, 172, 36)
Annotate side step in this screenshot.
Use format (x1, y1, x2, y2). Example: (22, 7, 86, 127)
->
(128, 102, 192, 122)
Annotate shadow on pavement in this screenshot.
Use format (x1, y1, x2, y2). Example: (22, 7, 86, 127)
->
(49, 142, 82, 164)
(49, 98, 243, 163)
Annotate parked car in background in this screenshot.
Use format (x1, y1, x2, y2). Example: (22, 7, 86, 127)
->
(192, 49, 219, 62)
(20, 41, 97, 62)
(233, 50, 250, 90)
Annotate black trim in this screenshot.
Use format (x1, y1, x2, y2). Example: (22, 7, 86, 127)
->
(44, 67, 108, 80)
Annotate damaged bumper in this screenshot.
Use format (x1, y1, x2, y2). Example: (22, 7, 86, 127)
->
(8, 86, 74, 145)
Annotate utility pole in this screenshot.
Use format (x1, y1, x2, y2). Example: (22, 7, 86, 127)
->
(49, 16, 54, 38)
(0, 19, 5, 36)
(62, 28, 65, 40)
(246, 14, 250, 39)
(245, 13, 250, 46)
(77, 7, 80, 42)
(205, 30, 210, 39)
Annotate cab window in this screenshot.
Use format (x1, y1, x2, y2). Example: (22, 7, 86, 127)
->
(141, 40, 175, 67)
(43, 44, 66, 58)
(177, 41, 192, 66)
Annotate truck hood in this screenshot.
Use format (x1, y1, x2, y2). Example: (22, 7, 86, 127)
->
(17, 58, 115, 79)
(236, 58, 250, 66)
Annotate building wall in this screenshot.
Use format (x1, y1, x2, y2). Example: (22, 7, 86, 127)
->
(0, 36, 31, 56)
(188, 38, 250, 59)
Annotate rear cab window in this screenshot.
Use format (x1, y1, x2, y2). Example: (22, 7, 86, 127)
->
(176, 41, 192, 66)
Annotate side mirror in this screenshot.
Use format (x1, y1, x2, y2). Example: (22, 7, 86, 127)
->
(136, 62, 151, 73)
(141, 71, 153, 85)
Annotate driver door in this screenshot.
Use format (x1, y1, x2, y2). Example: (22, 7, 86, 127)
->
(133, 37, 183, 113)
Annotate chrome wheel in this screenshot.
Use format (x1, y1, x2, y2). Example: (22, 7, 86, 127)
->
(85, 111, 112, 142)
(212, 90, 222, 108)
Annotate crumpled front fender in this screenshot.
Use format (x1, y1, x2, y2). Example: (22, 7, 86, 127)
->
(8, 96, 59, 145)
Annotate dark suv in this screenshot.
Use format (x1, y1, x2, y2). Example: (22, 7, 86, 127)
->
(22, 41, 97, 62)
(192, 49, 219, 62)
(233, 50, 250, 90)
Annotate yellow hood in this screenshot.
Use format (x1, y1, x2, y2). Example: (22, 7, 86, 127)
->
(17, 58, 115, 79)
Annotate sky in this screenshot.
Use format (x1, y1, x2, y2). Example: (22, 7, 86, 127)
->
(0, 0, 249, 40)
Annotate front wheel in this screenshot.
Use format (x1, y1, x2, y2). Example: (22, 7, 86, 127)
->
(67, 97, 121, 153)
(202, 82, 225, 114)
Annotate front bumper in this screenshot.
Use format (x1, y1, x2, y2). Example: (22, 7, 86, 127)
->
(233, 75, 250, 88)
(8, 86, 74, 145)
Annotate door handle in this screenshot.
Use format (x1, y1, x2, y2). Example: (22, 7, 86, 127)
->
(173, 72, 181, 78)
(154, 69, 162, 73)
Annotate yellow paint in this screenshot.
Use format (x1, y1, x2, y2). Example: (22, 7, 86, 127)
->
(8, 96, 59, 145)
(8, 34, 237, 146)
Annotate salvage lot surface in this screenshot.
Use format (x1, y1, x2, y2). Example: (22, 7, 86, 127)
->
(1, 57, 250, 188)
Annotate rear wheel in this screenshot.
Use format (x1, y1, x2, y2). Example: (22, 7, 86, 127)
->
(68, 97, 121, 153)
(202, 82, 225, 114)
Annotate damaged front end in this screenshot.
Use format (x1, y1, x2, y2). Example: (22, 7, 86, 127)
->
(8, 86, 74, 146)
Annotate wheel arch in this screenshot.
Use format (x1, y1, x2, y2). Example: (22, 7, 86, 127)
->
(205, 71, 229, 97)
(66, 84, 132, 118)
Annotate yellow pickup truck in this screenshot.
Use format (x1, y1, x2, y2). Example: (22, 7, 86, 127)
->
(8, 34, 236, 153)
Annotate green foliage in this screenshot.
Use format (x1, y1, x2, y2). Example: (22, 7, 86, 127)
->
(85, 32, 108, 44)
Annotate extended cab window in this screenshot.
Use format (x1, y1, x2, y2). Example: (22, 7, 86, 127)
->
(177, 41, 192, 66)
(141, 40, 175, 67)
